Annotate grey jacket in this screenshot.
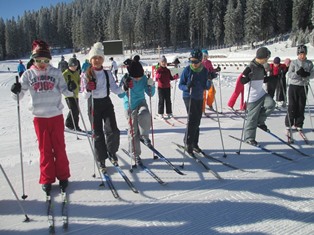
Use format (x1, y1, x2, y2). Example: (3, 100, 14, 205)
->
(287, 58, 314, 86)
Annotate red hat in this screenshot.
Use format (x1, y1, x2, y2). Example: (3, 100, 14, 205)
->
(31, 40, 51, 59)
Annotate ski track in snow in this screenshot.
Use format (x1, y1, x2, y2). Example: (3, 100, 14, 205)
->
(1, 47, 314, 235)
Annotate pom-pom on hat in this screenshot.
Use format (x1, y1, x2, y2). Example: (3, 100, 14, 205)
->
(88, 42, 104, 61)
(273, 57, 281, 64)
(129, 59, 144, 78)
(256, 47, 271, 59)
(68, 58, 78, 67)
(31, 40, 51, 59)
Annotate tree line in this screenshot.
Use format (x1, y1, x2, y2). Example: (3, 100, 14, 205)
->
(0, 0, 313, 60)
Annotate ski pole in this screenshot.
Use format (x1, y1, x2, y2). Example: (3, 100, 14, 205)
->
(217, 71, 223, 113)
(128, 86, 137, 172)
(182, 75, 194, 168)
(15, 76, 27, 200)
(172, 79, 177, 114)
(212, 83, 227, 157)
(148, 84, 157, 159)
(66, 75, 79, 140)
(0, 164, 30, 222)
(304, 83, 314, 131)
(279, 71, 294, 141)
(237, 75, 252, 155)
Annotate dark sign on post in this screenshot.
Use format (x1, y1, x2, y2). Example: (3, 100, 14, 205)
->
(103, 40, 123, 55)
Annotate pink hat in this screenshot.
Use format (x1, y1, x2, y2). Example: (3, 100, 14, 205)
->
(284, 58, 291, 66)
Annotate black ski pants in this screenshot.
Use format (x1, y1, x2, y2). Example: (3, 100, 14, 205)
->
(92, 97, 120, 162)
(285, 84, 308, 129)
(158, 87, 172, 115)
(65, 97, 80, 129)
(183, 97, 203, 147)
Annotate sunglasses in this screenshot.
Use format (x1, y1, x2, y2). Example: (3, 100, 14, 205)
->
(34, 59, 50, 64)
(189, 59, 200, 64)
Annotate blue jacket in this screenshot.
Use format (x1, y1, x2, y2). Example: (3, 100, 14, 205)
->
(119, 74, 155, 110)
(17, 63, 26, 73)
(179, 65, 211, 100)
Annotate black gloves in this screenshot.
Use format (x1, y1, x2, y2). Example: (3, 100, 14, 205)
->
(215, 66, 221, 72)
(208, 72, 218, 80)
(11, 83, 21, 94)
(123, 75, 133, 91)
(187, 80, 194, 89)
(296, 67, 310, 77)
(67, 80, 77, 92)
(240, 67, 252, 84)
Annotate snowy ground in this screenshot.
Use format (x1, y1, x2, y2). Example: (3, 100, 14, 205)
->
(1, 42, 314, 235)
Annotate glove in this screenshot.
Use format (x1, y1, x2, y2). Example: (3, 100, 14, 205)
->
(173, 73, 179, 80)
(215, 66, 221, 72)
(147, 77, 154, 86)
(209, 72, 218, 80)
(86, 80, 96, 91)
(11, 83, 21, 94)
(67, 80, 77, 92)
(187, 80, 194, 89)
(296, 67, 310, 77)
(123, 76, 133, 90)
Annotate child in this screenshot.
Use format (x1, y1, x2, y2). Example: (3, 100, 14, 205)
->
(227, 73, 246, 111)
(63, 57, 82, 131)
(201, 49, 220, 112)
(178, 49, 211, 154)
(240, 47, 275, 146)
(285, 45, 314, 133)
(155, 55, 178, 119)
(10, 40, 75, 193)
(267, 57, 287, 99)
(81, 42, 124, 171)
(119, 55, 155, 166)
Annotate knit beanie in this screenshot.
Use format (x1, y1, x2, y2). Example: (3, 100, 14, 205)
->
(160, 55, 167, 63)
(273, 57, 281, 64)
(31, 40, 51, 59)
(68, 58, 78, 67)
(297, 45, 307, 55)
(129, 60, 144, 78)
(88, 42, 104, 61)
(256, 47, 270, 59)
(202, 49, 208, 56)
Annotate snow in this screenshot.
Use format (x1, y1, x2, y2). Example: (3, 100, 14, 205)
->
(1, 42, 314, 235)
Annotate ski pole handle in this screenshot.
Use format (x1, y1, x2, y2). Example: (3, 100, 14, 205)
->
(15, 75, 19, 83)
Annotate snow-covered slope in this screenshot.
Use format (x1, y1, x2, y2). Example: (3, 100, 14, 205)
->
(0, 42, 314, 235)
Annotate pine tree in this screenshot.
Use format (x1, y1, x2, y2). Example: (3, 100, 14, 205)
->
(244, 0, 262, 47)
(224, 0, 236, 47)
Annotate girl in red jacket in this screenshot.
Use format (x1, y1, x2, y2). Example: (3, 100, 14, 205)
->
(155, 56, 178, 119)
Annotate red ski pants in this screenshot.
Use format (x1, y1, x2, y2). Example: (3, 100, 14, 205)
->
(227, 74, 245, 110)
(33, 115, 70, 184)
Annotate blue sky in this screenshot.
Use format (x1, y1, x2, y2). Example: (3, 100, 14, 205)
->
(0, 0, 73, 20)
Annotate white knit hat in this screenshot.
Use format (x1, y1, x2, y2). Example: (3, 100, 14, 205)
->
(88, 42, 104, 61)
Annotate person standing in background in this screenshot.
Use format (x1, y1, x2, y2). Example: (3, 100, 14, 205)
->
(58, 55, 68, 73)
(17, 60, 26, 77)
(63, 57, 82, 131)
(72, 54, 81, 74)
(109, 57, 118, 82)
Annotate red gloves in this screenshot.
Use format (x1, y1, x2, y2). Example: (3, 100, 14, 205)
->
(87, 81, 96, 91)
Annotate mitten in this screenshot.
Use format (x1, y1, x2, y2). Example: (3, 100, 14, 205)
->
(67, 80, 77, 92)
(215, 66, 221, 72)
(86, 80, 96, 92)
(173, 73, 179, 80)
(11, 83, 21, 94)
(123, 76, 133, 90)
